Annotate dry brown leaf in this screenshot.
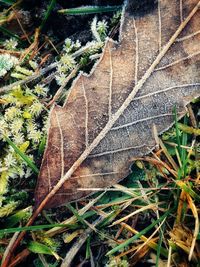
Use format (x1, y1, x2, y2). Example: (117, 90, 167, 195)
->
(35, 0, 200, 208)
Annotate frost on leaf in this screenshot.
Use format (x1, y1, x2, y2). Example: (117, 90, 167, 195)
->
(35, 0, 200, 208)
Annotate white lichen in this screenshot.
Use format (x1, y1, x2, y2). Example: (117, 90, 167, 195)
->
(34, 84, 48, 97)
(4, 38, 18, 50)
(0, 54, 18, 77)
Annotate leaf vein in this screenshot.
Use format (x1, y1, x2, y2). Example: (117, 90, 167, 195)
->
(155, 50, 200, 71)
(133, 83, 200, 101)
(82, 79, 89, 147)
(180, 0, 183, 22)
(158, 0, 162, 51)
(112, 113, 175, 131)
(133, 16, 139, 83)
(55, 110, 64, 178)
(176, 30, 200, 42)
(108, 45, 113, 118)
(89, 144, 147, 158)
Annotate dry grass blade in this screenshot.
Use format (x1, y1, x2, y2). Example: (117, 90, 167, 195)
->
(0, 62, 57, 94)
(47, 65, 80, 107)
(135, 157, 178, 178)
(45, 191, 106, 237)
(176, 190, 187, 224)
(158, 137, 179, 171)
(19, 28, 40, 62)
(2, 231, 19, 263)
(131, 218, 166, 259)
(117, 220, 167, 259)
(186, 194, 199, 261)
(111, 203, 159, 226)
(167, 246, 173, 267)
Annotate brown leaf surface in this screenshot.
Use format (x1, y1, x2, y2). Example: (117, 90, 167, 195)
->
(35, 0, 200, 208)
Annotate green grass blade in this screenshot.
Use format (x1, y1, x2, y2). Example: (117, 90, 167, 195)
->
(0, 0, 15, 5)
(0, 223, 70, 235)
(58, 5, 122, 15)
(4, 206, 32, 227)
(176, 181, 200, 201)
(173, 106, 182, 158)
(98, 210, 120, 228)
(40, 0, 57, 30)
(37, 135, 46, 157)
(107, 208, 174, 256)
(5, 136, 39, 174)
(0, 26, 21, 42)
(156, 224, 165, 266)
(180, 116, 188, 177)
(28, 241, 54, 255)
(66, 204, 88, 227)
(85, 236, 91, 259)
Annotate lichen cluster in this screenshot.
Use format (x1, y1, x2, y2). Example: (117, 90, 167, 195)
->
(0, 84, 48, 217)
(55, 16, 109, 86)
(0, 54, 18, 77)
(0, 15, 115, 218)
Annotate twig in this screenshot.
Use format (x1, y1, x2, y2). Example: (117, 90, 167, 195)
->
(0, 49, 21, 56)
(0, 62, 57, 94)
(20, 28, 40, 62)
(12, 8, 31, 44)
(0, 41, 94, 94)
(47, 65, 79, 107)
(9, 249, 30, 267)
